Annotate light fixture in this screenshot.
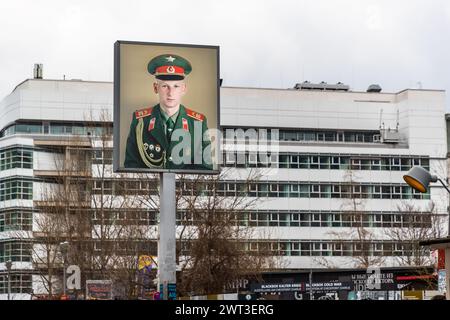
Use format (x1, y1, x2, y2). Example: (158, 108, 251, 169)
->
(403, 166, 438, 193)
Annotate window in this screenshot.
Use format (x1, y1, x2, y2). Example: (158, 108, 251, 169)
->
(290, 155, 299, 169)
(279, 154, 289, 168)
(391, 158, 401, 171)
(393, 214, 402, 227)
(331, 156, 340, 169)
(259, 184, 269, 197)
(226, 152, 235, 165)
(332, 243, 343, 256)
(351, 158, 361, 170)
(300, 213, 310, 227)
(269, 213, 279, 226)
(298, 156, 309, 169)
(310, 156, 319, 169)
(300, 243, 311, 256)
(299, 185, 309, 198)
(332, 214, 341, 227)
(290, 184, 299, 198)
(373, 185, 382, 199)
(311, 185, 320, 198)
(373, 214, 382, 227)
(248, 153, 257, 167)
(320, 213, 331, 226)
(249, 212, 258, 226)
(0, 241, 32, 263)
(0, 274, 32, 294)
(0, 179, 33, 201)
(311, 213, 321, 227)
(392, 186, 401, 199)
(319, 156, 330, 169)
(331, 185, 340, 198)
(361, 159, 371, 170)
(371, 159, 381, 170)
(291, 242, 300, 256)
(291, 213, 300, 226)
(0, 148, 33, 171)
(0, 210, 32, 232)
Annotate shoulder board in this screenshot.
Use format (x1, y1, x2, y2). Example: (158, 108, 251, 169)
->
(185, 108, 205, 121)
(135, 107, 153, 119)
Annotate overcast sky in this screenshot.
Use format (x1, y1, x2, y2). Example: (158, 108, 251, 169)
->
(1, 0, 449, 109)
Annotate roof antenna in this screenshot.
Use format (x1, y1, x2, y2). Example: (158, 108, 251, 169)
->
(379, 108, 384, 130)
(396, 108, 399, 130)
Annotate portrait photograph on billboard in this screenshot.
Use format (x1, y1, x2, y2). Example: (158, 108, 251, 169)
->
(113, 41, 220, 174)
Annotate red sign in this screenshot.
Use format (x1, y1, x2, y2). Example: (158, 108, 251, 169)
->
(438, 249, 445, 270)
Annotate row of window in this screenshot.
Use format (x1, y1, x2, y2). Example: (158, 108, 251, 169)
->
(90, 179, 430, 200)
(0, 241, 32, 263)
(0, 148, 33, 171)
(0, 146, 432, 174)
(223, 128, 381, 144)
(0, 179, 33, 201)
(55, 209, 436, 229)
(210, 182, 429, 200)
(176, 210, 436, 229)
(0, 210, 33, 232)
(0, 238, 427, 264)
(89, 146, 431, 172)
(240, 240, 426, 257)
(224, 152, 430, 171)
(0, 274, 32, 294)
(89, 239, 425, 258)
(0, 122, 112, 138)
(2, 124, 379, 145)
(91, 210, 157, 226)
(92, 241, 157, 255)
(2, 209, 434, 231)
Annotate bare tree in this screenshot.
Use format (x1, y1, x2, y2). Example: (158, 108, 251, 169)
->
(31, 110, 160, 299)
(323, 168, 385, 269)
(385, 201, 445, 267)
(175, 168, 276, 296)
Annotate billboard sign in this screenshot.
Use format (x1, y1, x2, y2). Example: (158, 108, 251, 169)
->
(86, 280, 113, 300)
(114, 40, 220, 174)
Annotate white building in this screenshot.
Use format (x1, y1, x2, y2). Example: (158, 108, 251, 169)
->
(0, 77, 447, 299)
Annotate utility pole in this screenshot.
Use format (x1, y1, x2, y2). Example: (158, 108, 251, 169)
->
(6, 260, 12, 300)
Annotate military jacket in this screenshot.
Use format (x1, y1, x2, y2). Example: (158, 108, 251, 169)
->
(125, 104, 212, 170)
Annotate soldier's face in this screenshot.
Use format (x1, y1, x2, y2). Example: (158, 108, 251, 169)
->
(154, 80, 187, 109)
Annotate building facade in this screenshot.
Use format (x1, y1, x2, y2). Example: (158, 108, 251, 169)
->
(0, 78, 447, 299)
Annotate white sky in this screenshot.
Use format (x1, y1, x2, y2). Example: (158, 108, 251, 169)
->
(1, 0, 449, 109)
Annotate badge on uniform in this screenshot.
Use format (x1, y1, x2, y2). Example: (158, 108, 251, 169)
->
(148, 117, 156, 131)
(182, 118, 189, 132)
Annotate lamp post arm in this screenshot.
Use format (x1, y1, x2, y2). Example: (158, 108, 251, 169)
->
(437, 178, 450, 194)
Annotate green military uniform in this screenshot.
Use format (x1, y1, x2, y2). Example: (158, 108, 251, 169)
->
(124, 103, 212, 170)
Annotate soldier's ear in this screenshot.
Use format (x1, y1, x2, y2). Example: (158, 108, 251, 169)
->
(153, 82, 158, 94)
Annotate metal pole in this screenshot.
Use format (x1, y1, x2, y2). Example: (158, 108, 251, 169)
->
(309, 269, 313, 300)
(7, 272, 11, 301)
(158, 173, 177, 300)
(63, 258, 66, 296)
(6, 260, 12, 301)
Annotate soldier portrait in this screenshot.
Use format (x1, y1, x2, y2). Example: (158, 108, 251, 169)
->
(114, 41, 220, 173)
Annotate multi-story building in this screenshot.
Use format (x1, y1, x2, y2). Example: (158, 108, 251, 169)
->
(0, 76, 447, 299)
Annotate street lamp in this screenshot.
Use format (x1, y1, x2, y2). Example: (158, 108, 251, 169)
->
(403, 166, 450, 235)
(5, 260, 12, 301)
(59, 241, 69, 297)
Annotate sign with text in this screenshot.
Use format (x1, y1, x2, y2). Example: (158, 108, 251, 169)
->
(86, 280, 113, 300)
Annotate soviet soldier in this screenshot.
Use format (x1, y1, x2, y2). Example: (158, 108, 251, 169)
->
(124, 54, 212, 170)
